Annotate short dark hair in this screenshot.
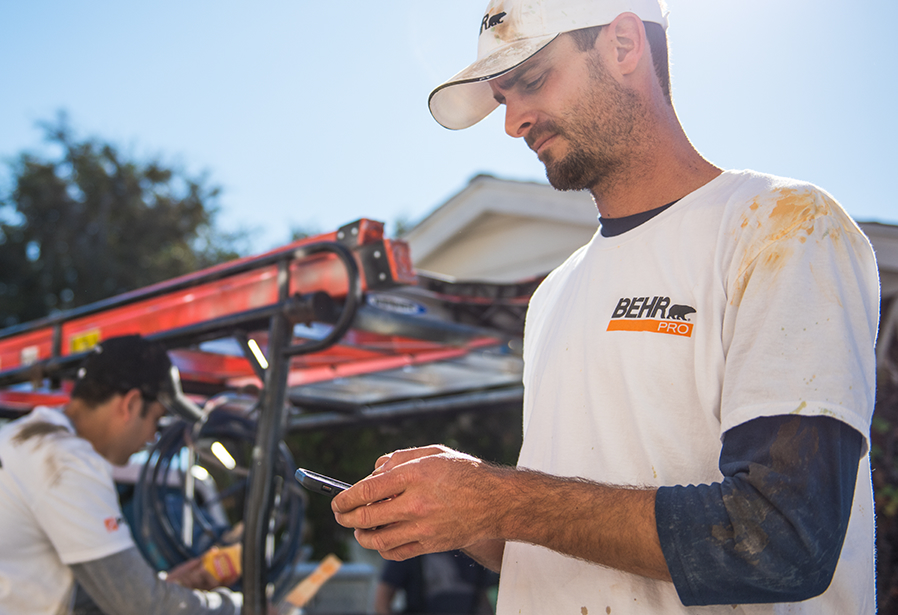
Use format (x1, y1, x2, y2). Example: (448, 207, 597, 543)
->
(69, 380, 157, 418)
(69, 379, 124, 408)
(566, 22, 672, 106)
(71, 335, 171, 415)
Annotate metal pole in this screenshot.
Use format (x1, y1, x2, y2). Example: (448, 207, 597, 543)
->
(242, 259, 292, 615)
(240, 242, 362, 613)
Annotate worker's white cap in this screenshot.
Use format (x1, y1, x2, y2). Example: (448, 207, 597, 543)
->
(428, 0, 669, 130)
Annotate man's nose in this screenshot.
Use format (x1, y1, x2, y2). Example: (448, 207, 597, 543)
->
(503, 99, 536, 139)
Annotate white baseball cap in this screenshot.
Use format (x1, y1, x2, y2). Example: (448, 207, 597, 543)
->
(429, 0, 669, 130)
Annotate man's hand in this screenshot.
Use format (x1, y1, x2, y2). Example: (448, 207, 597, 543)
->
(332, 445, 504, 561)
(166, 556, 239, 590)
(334, 444, 670, 581)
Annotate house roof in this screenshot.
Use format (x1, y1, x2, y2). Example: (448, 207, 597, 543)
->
(404, 175, 598, 282)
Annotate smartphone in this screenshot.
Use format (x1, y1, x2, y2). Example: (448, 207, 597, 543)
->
(295, 468, 352, 496)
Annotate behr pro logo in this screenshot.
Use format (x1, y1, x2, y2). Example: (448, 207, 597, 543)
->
(606, 296, 696, 337)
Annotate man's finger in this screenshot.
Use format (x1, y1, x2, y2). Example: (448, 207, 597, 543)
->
(354, 522, 423, 558)
(374, 445, 448, 475)
(332, 472, 405, 518)
(379, 541, 428, 562)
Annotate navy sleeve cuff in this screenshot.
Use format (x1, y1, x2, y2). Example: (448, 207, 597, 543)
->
(656, 415, 862, 606)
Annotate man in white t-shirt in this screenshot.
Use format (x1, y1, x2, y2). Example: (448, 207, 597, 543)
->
(0, 335, 242, 615)
(331, 0, 879, 613)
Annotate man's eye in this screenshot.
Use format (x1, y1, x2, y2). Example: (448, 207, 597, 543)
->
(524, 75, 545, 91)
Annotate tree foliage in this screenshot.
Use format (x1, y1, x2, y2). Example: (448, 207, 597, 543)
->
(0, 115, 246, 327)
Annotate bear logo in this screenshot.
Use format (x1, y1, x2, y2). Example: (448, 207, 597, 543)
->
(481, 11, 507, 34)
(668, 305, 697, 321)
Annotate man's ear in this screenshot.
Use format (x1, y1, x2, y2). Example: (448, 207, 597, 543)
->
(605, 12, 647, 77)
(121, 388, 144, 419)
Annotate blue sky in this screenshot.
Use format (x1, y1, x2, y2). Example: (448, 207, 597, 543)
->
(1, 0, 895, 253)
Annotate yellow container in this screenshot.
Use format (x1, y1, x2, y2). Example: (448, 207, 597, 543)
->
(201, 543, 242, 584)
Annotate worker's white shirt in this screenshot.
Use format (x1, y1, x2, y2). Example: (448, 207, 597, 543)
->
(0, 406, 135, 615)
(497, 170, 878, 614)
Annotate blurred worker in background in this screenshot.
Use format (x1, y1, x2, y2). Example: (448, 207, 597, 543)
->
(375, 551, 497, 614)
(332, 0, 878, 613)
(0, 334, 243, 615)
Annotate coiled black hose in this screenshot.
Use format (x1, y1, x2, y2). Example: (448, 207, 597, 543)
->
(131, 403, 305, 588)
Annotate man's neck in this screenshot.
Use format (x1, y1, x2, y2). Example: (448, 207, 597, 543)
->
(64, 399, 109, 458)
(590, 106, 721, 218)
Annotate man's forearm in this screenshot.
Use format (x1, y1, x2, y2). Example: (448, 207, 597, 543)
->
(71, 547, 242, 615)
(462, 538, 506, 573)
(488, 466, 671, 581)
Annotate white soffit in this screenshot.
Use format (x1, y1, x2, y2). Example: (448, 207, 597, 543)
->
(405, 175, 598, 264)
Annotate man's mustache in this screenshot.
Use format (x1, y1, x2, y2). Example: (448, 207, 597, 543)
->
(525, 120, 564, 152)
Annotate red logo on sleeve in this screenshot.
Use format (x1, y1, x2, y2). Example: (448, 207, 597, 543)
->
(104, 517, 121, 532)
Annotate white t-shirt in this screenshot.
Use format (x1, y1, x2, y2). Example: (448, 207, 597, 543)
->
(496, 170, 878, 614)
(0, 406, 135, 615)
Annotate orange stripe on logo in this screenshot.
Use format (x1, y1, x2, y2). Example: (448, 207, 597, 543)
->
(606, 319, 694, 337)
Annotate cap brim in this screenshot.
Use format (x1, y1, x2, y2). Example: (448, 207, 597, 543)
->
(429, 34, 559, 130)
(158, 366, 204, 422)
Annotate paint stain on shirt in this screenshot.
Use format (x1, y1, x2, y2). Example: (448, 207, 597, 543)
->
(731, 187, 849, 306)
(12, 421, 67, 445)
(791, 401, 808, 414)
(13, 421, 72, 487)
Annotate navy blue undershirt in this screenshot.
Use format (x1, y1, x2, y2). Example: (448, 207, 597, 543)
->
(600, 205, 864, 605)
(599, 200, 677, 237)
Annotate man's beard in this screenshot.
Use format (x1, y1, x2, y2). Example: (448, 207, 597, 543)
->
(538, 126, 619, 191)
(530, 55, 643, 192)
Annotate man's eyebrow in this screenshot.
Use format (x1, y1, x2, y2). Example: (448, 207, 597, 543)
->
(490, 64, 535, 104)
(492, 37, 559, 104)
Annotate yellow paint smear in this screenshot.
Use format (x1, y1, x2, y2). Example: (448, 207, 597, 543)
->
(732, 188, 836, 306)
